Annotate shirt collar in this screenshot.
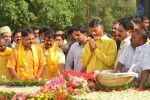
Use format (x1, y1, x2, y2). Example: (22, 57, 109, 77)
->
(136, 43, 148, 52)
(123, 36, 131, 43)
(94, 34, 108, 42)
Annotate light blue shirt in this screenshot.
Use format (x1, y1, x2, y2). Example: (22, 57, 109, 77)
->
(66, 42, 84, 72)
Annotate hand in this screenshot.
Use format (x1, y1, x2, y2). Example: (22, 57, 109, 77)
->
(88, 37, 97, 52)
(34, 76, 39, 81)
(80, 66, 87, 73)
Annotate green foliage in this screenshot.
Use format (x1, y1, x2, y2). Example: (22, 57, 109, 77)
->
(0, 0, 136, 32)
(89, 0, 136, 32)
(0, 91, 15, 99)
(0, 79, 46, 86)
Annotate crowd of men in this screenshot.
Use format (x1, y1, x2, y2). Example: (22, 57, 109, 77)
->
(0, 15, 150, 87)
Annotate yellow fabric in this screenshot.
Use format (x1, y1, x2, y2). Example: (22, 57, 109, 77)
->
(40, 43, 61, 79)
(17, 42, 39, 80)
(0, 47, 12, 56)
(0, 47, 12, 81)
(7, 43, 46, 80)
(81, 35, 117, 73)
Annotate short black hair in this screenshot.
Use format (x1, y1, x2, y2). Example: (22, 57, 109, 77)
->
(39, 26, 51, 35)
(55, 34, 65, 40)
(74, 25, 88, 34)
(21, 28, 34, 37)
(89, 18, 103, 27)
(119, 21, 134, 31)
(32, 26, 40, 30)
(12, 29, 22, 38)
(140, 15, 149, 22)
(132, 15, 141, 24)
(44, 29, 55, 39)
(68, 26, 76, 35)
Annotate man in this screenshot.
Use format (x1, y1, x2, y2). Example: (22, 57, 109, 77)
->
(81, 18, 117, 73)
(0, 26, 12, 48)
(115, 29, 150, 86)
(140, 15, 150, 40)
(32, 26, 40, 38)
(66, 25, 88, 72)
(56, 31, 68, 44)
(111, 21, 121, 51)
(0, 35, 12, 81)
(55, 34, 64, 48)
(40, 30, 65, 80)
(38, 26, 51, 43)
(115, 20, 134, 66)
(0, 26, 12, 42)
(12, 29, 22, 47)
(140, 15, 149, 31)
(7, 28, 46, 80)
(61, 26, 76, 57)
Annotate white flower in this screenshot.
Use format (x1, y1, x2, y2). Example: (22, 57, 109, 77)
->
(1, 75, 8, 82)
(20, 67, 25, 72)
(45, 50, 48, 56)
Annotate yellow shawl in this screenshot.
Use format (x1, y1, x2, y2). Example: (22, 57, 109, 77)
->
(41, 43, 59, 79)
(0, 47, 12, 56)
(17, 42, 39, 80)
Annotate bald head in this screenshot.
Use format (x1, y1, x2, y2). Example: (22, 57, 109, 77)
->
(56, 31, 64, 34)
(134, 28, 147, 43)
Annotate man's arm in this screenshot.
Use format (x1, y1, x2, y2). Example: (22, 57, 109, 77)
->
(115, 62, 124, 73)
(139, 70, 150, 86)
(81, 42, 92, 66)
(65, 45, 74, 70)
(93, 40, 117, 67)
(35, 65, 44, 78)
(58, 48, 66, 74)
(58, 64, 65, 74)
(8, 68, 20, 79)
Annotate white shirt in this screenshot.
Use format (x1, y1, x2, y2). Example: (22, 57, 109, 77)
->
(117, 36, 131, 59)
(115, 36, 131, 67)
(11, 41, 17, 47)
(118, 43, 150, 79)
(66, 42, 84, 72)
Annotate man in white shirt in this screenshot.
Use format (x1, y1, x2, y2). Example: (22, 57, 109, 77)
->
(115, 20, 134, 67)
(66, 25, 88, 72)
(115, 29, 150, 86)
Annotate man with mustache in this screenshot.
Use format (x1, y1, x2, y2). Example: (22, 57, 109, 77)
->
(40, 29, 65, 80)
(12, 29, 22, 47)
(111, 21, 121, 51)
(115, 20, 134, 67)
(7, 28, 46, 80)
(0, 34, 12, 81)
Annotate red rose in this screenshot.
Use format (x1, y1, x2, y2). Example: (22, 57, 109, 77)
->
(135, 87, 143, 91)
(104, 88, 111, 92)
(117, 88, 122, 91)
(69, 81, 77, 89)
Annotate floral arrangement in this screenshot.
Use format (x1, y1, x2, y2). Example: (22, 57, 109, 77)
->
(0, 70, 149, 100)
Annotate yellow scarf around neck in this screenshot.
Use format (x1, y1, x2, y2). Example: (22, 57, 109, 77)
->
(17, 42, 39, 80)
(41, 43, 59, 79)
(0, 47, 12, 56)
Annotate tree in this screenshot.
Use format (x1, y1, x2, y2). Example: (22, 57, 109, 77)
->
(0, 0, 136, 33)
(89, 0, 136, 33)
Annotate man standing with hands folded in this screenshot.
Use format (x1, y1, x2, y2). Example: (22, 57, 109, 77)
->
(81, 18, 117, 73)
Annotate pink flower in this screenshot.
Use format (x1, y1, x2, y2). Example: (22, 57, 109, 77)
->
(37, 77, 66, 94)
